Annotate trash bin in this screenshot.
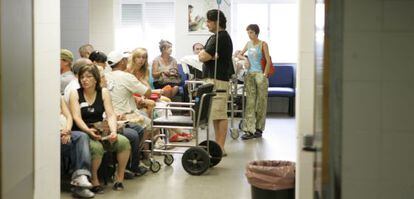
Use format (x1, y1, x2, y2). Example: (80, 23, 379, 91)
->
(245, 160, 295, 199)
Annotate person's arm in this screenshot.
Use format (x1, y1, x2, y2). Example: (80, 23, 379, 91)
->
(69, 90, 101, 140)
(198, 49, 213, 62)
(127, 73, 151, 98)
(262, 41, 271, 77)
(152, 58, 163, 79)
(237, 43, 248, 59)
(60, 96, 72, 144)
(101, 88, 118, 142)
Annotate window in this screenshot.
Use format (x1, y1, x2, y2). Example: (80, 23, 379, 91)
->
(116, 1, 175, 61)
(232, 1, 298, 63)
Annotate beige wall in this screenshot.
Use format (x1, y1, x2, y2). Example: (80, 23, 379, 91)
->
(34, 0, 61, 198)
(341, 1, 414, 198)
(296, 0, 315, 199)
(89, 0, 116, 54)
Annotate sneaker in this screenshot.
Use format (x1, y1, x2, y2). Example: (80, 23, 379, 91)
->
(141, 159, 151, 167)
(72, 187, 95, 198)
(113, 182, 124, 191)
(133, 166, 148, 177)
(241, 132, 255, 140)
(254, 129, 263, 138)
(71, 175, 93, 188)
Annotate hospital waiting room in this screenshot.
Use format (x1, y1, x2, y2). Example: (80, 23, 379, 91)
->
(1, 0, 414, 199)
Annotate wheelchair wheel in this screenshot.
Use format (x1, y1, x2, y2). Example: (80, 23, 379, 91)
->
(150, 160, 161, 173)
(164, 154, 174, 166)
(182, 147, 210, 175)
(230, 128, 239, 139)
(199, 140, 222, 167)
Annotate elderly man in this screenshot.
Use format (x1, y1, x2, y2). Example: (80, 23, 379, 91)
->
(60, 49, 75, 94)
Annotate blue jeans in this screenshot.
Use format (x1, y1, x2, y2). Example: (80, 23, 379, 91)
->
(61, 131, 92, 180)
(122, 123, 144, 172)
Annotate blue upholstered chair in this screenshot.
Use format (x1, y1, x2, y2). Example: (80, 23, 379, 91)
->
(267, 65, 295, 116)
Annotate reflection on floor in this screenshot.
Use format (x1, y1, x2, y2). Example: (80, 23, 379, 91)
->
(61, 114, 296, 199)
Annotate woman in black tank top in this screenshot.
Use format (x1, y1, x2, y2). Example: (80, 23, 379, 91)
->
(69, 65, 131, 192)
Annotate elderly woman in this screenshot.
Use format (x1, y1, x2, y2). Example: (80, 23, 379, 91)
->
(152, 40, 180, 99)
(69, 65, 131, 192)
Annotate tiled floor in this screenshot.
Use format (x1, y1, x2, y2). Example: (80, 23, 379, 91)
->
(61, 114, 296, 199)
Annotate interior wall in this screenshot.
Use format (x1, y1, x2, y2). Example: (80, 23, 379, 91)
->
(296, 0, 316, 198)
(34, 0, 61, 198)
(341, 1, 414, 198)
(61, 0, 89, 59)
(1, 0, 35, 198)
(175, 0, 231, 59)
(89, 0, 115, 54)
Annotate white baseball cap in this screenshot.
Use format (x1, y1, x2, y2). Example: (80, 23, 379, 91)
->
(107, 51, 130, 68)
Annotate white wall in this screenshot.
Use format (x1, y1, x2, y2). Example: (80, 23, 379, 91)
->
(341, 1, 414, 198)
(296, 0, 315, 198)
(34, 0, 61, 198)
(174, 0, 231, 60)
(61, 0, 89, 60)
(89, 0, 116, 54)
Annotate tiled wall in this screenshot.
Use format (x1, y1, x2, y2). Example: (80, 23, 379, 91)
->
(34, 0, 61, 198)
(61, 0, 89, 59)
(342, 1, 414, 198)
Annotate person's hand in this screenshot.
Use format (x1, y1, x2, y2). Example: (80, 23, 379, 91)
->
(61, 133, 71, 144)
(117, 114, 126, 121)
(89, 128, 102, 141)
(109, 132, 118, 143)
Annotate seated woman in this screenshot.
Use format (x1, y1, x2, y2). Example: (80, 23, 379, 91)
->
(151, 40, 181, 99)
(69, 65, 131, 192)
(60, 96, 95, 198)
(128, 48, 191, 142)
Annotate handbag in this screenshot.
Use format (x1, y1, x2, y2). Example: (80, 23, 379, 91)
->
(260, 42, 275, 77)
(158, 67, 182, 85)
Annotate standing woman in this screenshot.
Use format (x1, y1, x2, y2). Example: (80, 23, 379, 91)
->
(69, 65, 131, 192)
(238, 24, 270, 140)
(198, 9, 234, 155)
(152, 40, 180, 99)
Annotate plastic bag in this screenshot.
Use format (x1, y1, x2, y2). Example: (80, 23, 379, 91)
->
(245, 160, 295, 191)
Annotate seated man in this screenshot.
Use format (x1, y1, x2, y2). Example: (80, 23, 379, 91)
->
(105, 50, 152, 176)
(180, 42, 204, 102)
(60, 96, 95, 198)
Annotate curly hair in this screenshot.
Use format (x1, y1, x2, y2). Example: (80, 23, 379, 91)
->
(158, 39, 172, 53)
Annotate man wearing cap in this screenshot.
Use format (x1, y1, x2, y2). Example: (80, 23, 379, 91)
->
(61, 49, 75, 94)
(105, 51, 151, 177)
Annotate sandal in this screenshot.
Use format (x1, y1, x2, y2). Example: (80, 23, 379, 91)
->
(113, 182, 124, 191)
(90, 185, 104, 194)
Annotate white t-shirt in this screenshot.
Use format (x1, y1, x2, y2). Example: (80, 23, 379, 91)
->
(63, 78, 80, 103)
(106, 70, 148, 114)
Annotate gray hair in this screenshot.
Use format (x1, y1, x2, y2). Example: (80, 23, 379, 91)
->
(72, 58, 93, 75)
(158, 40, 172, 52)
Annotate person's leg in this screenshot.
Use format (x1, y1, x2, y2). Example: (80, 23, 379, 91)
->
(213, 119, 228, 151)
(171, 85, 179, 98)
(89, 140, 104, 187)
(241, 73, 257, 139)
(254, 73, 269, 134)
(113, 135, 131, 185)
(70, 131, 92, 179)
(121, 127, 139, 171)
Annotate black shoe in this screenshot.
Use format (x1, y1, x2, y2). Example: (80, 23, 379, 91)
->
(134, 166, 148, 177)
(124, 170, 135, 180)
(90, 185, 104, 194)
(241, 132, 255, 140)
(254, 129, 263, 138)
(113, 182, 124, 191)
